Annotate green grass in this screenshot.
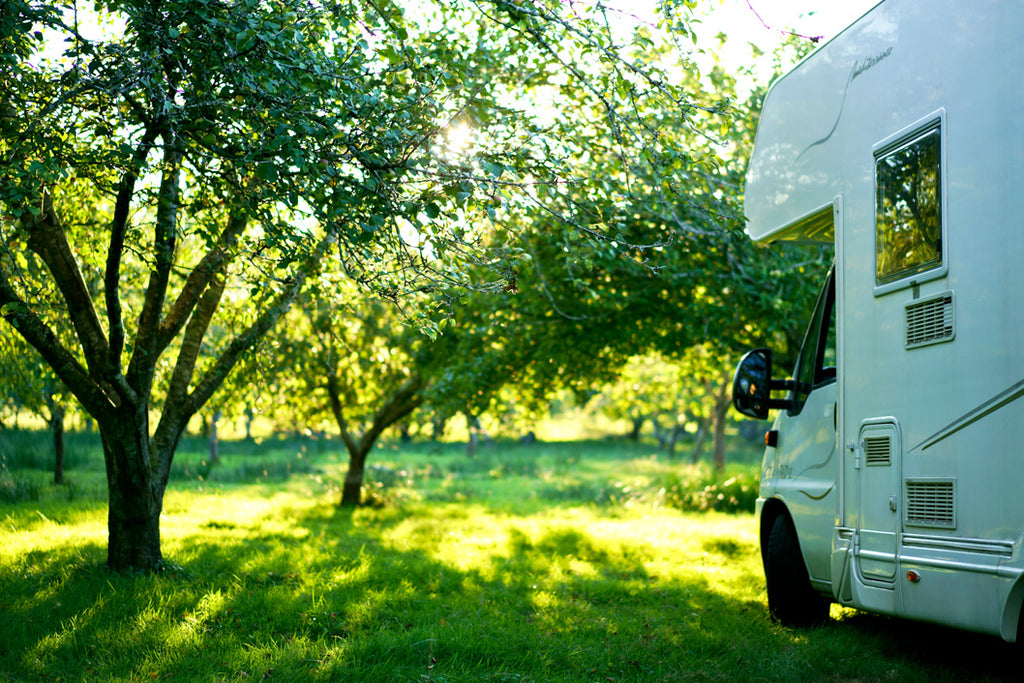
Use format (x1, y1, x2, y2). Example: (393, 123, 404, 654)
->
(1, 432, 1021, 681)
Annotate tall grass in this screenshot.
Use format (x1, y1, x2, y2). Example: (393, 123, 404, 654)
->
(1, 432, 1020, 681)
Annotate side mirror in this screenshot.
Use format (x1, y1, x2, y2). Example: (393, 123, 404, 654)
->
(732, 348, 794, 420)
(733, 348, 773, 420)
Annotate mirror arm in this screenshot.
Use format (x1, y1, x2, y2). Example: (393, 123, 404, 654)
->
(767, 379, 794, 410)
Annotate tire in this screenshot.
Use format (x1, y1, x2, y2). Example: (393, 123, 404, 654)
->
(765, 513, 830, 627)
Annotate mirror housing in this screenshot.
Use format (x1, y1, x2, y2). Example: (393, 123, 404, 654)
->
(732, 348, 793, 420)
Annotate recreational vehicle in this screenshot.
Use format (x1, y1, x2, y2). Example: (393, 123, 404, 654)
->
(732, 0, 1024, 640)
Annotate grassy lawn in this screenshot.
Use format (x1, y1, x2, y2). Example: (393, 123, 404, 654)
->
(1, 433, 1021, 681)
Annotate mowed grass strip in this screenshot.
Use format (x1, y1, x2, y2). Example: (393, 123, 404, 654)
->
(0, 440, 1021, 682)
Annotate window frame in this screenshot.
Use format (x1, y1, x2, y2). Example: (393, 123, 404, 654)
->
(788, 266, 837, 417)
(872, 109, 948, 297)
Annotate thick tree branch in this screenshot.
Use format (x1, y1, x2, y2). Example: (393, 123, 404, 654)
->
(153, 211, 247, 353)
(127, 209, 246, 397)
(356, 374, 426, 455)
(148, 227, 337, 489)
(149, 271, 227, 481)
(326, 371, 358, 455)
(22, 193, 113, 384)
(184, 229, 337, 414)
(126, 140, 184, 397)
(0, 271, 113, 420)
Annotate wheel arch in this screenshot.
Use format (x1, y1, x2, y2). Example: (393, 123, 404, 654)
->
(1000, 574, 1024, 642)
(759, 497, 791, 565)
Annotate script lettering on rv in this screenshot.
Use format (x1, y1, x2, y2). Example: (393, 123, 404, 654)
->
(852, 46, 893, 81)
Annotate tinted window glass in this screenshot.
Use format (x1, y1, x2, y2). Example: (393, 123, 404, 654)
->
(790, 269, 836, 415)
(875, 129, 942, 284)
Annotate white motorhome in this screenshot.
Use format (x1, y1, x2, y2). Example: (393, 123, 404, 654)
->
(732, 0, 1024, 640)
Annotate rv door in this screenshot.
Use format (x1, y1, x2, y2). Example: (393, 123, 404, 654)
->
(766, 268, 838, 587)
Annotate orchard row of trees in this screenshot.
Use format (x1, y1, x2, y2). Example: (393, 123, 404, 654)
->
(0, 0, 828, 570)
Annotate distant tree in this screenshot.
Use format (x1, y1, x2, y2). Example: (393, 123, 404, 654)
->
(0, 328, 74, 482)
(266, 279, 428, 506)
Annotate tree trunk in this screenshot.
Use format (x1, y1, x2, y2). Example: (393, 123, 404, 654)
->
(690, 416, 710, 464)
(208, 409, 221, 466)
(340, 447, 369, 507)
(244, 404, 254, 441)
(628, 416, 645, 442)
(327, 372, 426, 508)
(664, 422, 679, 457)
(431, 417, 447, 441)
(711, 385, 731, 472)
(466, 413, 480, 458)
(51, 402, 65, 484)
(100, 409, 164, 570)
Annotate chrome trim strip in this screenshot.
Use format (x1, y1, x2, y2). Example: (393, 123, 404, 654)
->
(900, 554, 1021, 579)
(902, 534, 1014, 557)
(912, 376, 1024, 452)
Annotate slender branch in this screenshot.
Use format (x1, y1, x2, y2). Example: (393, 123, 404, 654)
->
(106, 127, 160, 376)
(744, 0, 824, 43)
(326, 371, 358, 455)
(128, 192, 242, 400)
(186, 229, 337, 413)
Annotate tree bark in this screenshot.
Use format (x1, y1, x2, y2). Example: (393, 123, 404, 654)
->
(244, 405, 254, 441)
(711, 381, 731, 472)
(51, 402, 65, 484)
(628, 416, 645, 441)
(466, 413, 479, 459)
(208, 409, 221, 466)
(690, 416, 710, 464)
(100, 407, 164, 570)
(341, 447, 369, 508)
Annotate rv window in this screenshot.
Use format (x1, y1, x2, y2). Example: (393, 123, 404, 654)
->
(875, 128, 942, 285)
(790, 268, 836, 416)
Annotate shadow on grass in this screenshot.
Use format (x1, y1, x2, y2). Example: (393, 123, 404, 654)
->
(2, 502, 1022, 682)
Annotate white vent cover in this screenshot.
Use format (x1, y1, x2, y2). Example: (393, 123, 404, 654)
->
(905, 291, 955, 348)
(864, 436, 891, 466)
(905, 479, 956, 528)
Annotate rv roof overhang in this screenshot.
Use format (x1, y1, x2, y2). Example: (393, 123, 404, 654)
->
(748, 203, 834, 245)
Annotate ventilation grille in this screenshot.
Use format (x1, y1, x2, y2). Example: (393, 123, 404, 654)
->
(905, 479, 955, 528)
(905, 292, 955, 348)
(864, 436, 891, 466)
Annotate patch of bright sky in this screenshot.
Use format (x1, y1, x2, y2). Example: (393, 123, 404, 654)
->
(697, 0, 881, 60)
(611, 0, 881, 80)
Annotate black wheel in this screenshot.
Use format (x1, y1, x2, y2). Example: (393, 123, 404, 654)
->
(765, 513, 830, 627)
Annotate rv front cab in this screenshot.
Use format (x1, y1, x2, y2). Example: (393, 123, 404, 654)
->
(731, 348, 794, 420)
(732, 265, 836, 421)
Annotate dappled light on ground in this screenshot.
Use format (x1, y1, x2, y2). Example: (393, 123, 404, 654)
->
(3, 440, 1023, 681)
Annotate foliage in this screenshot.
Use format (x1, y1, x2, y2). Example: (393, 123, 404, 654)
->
(660, 469, 759, 514)
(0, 0, 735, 567)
